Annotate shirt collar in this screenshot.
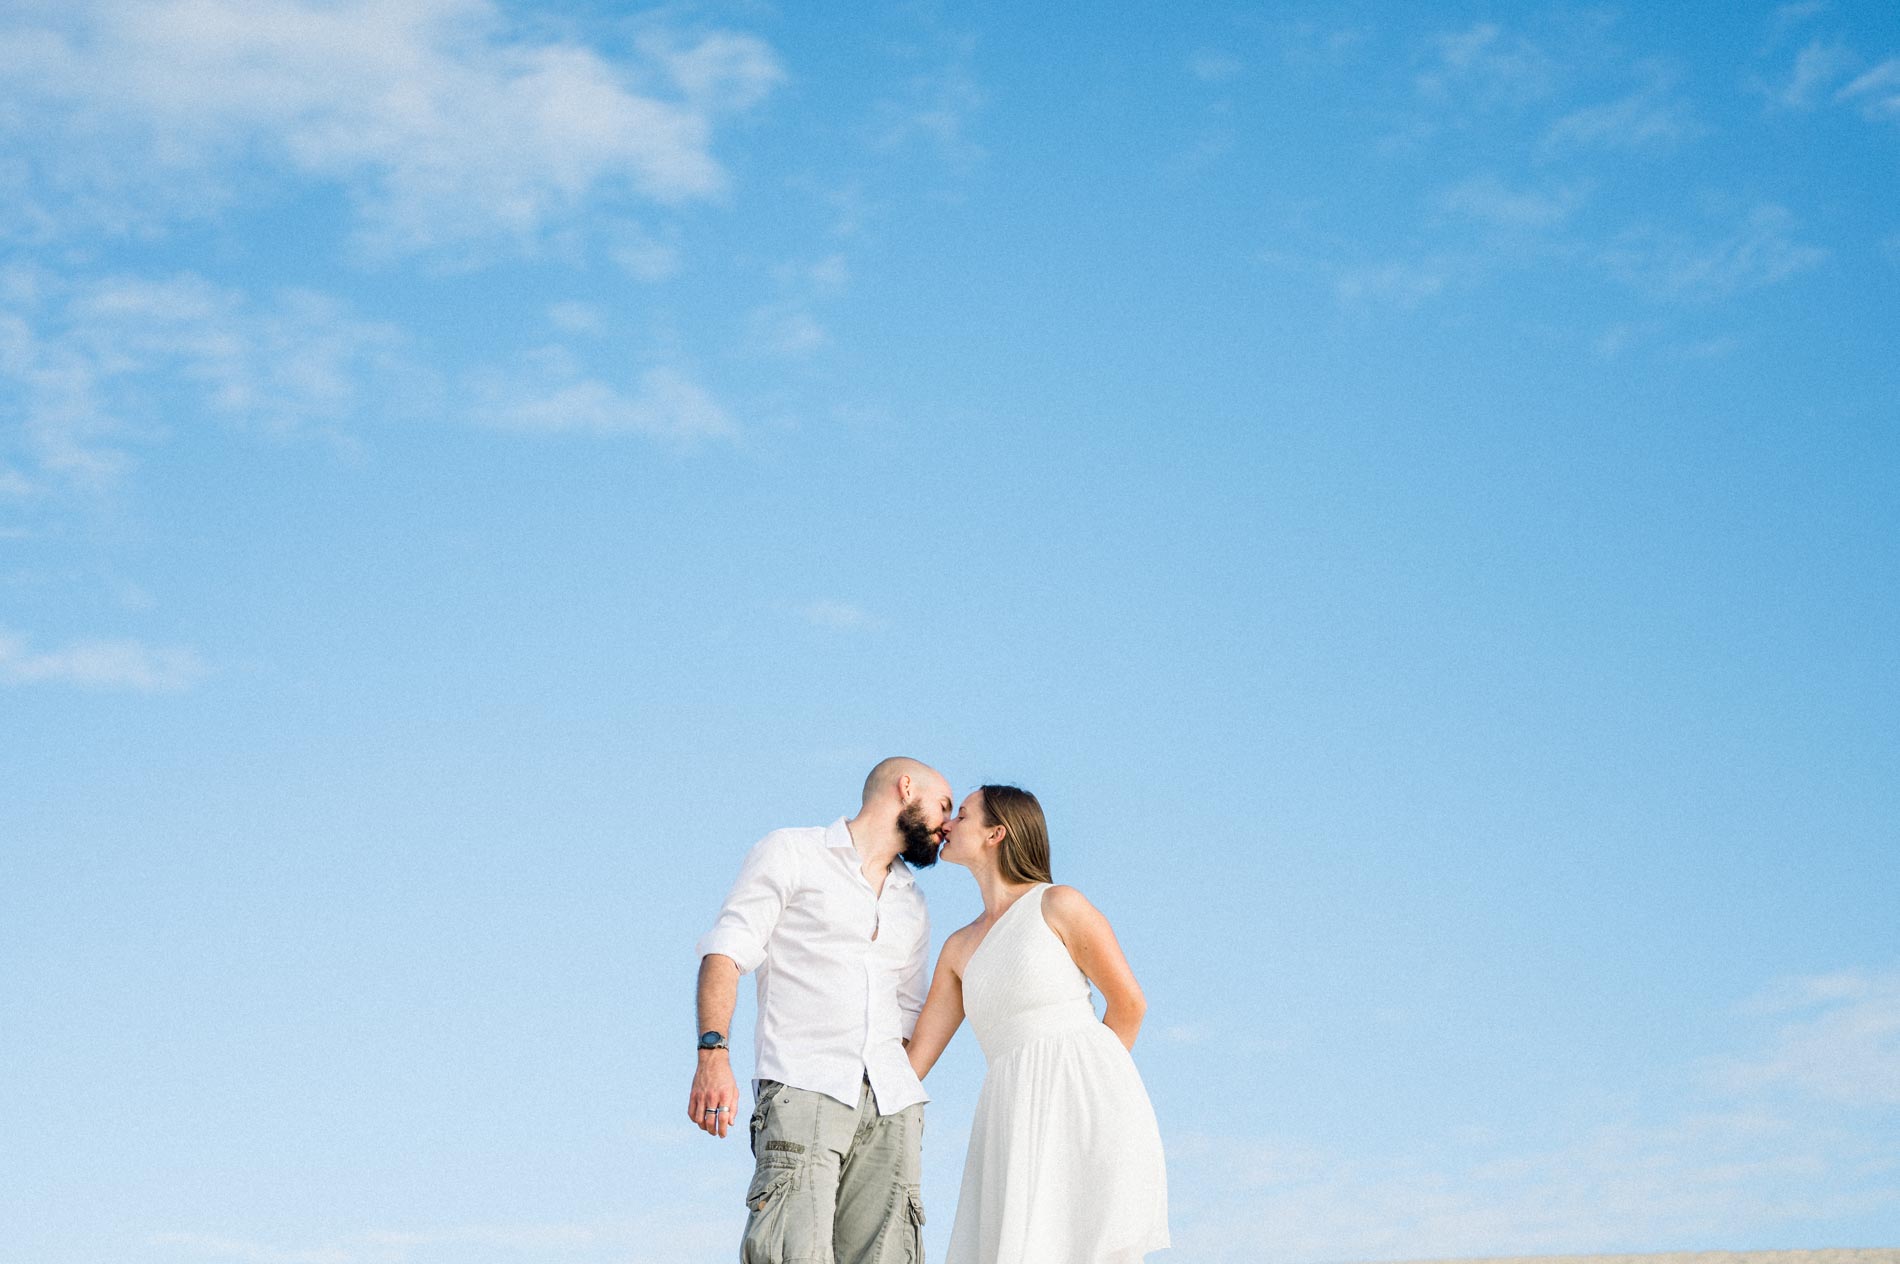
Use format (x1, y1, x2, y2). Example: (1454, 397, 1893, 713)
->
(827, 816, 915, 889)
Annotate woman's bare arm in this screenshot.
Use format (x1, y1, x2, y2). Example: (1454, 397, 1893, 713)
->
(906, 931, 972, 1079)
(1043, 885, 1147, 1050)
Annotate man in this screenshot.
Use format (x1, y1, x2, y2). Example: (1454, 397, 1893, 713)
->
(691, 756, 953, 1263)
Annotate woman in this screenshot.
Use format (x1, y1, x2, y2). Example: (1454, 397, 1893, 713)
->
(906, 785, 1170, 1263)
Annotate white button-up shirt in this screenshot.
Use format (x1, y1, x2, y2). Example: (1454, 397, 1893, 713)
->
(696, 818, 931, 1114)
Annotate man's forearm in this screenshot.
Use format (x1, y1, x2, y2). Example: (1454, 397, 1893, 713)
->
(696, 953, 740, 1036)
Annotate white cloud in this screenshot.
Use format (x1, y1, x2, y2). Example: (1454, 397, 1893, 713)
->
(1719, 968, 1900, 1107)
(1161, 966, 1900, 1262)
(0, 627, 206, 691)
(1545, 78, 1702, 152)
(546, 302, 605, 335)
(473, 351, 732, 444)
(148, 1203, 739, 1264)
(1772, 39, 1861, 109)
(1435, 175, 1585, 229)
(1838, 58, 1900, 122)
(0, 0, 783, 254)
(604, 225, 683, 282)
(1415, 23, 1555, 109)
(797, 601, 872, 631)
(1169, 1108, 1897, 1263)
(1335, 259, 1453, 311)
(1769, 1, 1831, 36)
(747, 304, 829, 358)
(1189, 50, 1244, 83)
(1, 270, 406, 495)
(873, 27, 985, 167)
(744, 255, 849, 358)
(1158, 1022, 1213, 1045)
(69, 276, 407, 440)
(1603, 205, 1828, 302)
(790, 254, 851, 295)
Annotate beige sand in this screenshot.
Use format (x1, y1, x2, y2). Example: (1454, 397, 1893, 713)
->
(1368, 1252, 1899, 1264)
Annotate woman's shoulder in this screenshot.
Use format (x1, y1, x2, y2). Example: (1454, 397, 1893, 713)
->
(940, 918, 988, 974)
(1039, 883, 1105, 941)
(1040, 883, 1095, 916)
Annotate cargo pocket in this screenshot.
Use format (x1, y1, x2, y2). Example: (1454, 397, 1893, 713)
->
(739, 1160, 800, 1264)
(748, 1081, 785, 1158)
(904, 1186, 925, 1261)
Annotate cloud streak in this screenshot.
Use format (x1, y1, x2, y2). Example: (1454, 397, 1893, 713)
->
(1720, 968, 1900, 1107)
(0, 627, 206, 691)
(472, 350, 733, 444)
(1, 267, 407, 496)
(1603, 205, 1828, 302)
(0, 0, 783, 254)
(1167, 968, 1900, 1262)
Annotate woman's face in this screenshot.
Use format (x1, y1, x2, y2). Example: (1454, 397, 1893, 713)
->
(938, 791, 993, 869)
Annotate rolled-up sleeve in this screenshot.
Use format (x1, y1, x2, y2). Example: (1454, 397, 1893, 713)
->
(896, 900, 931, 1039)
(695, 833, 798, 975)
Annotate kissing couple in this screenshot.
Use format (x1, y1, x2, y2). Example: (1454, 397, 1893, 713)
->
(689, 757, 1170, 1263)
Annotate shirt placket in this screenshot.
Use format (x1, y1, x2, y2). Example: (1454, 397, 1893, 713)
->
(851, 862, 883, 1104)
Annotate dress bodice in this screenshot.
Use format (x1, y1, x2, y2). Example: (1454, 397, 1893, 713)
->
(960, 885, 1100, 1061)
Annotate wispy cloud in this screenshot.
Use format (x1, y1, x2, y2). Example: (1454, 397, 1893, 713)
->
(1168, 1108, 1895, 1263)
(743, 254, 851, 359)
(796, 600, 873, 631)
(1770, 39, 1862, 109)
(872, 25, 985, 168)
(150, 1220, 667, 1264)
(1839, 58, 1900, 122)
(149, 1205, 736, 1264)
(0, 0, 783, 255)
(1414, 23, 1556, 110)
(1718, 968, 1900, 1107)
(0, 627, 206, 691)
(546, 302, 605, 336)
(1167, 967, 1900, 1262)
(1, 268, 406, 496)
(1435, 175, 1586, 230)
(1334, 258, 1457, 311)
(1544, 74, 1702, 152)
(473, 350, 733, 445)
(746, 303, 829, 357)
(1603, 204, 1828, 302)
(1188, 49, 1244, 84)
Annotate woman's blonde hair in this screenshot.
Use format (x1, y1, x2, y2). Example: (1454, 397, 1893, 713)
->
(978, 784, 1052, 884)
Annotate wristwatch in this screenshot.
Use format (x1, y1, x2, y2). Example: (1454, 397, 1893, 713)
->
(697, 1030, 729, 1052)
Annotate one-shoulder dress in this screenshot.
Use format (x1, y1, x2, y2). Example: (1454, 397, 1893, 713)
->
(945, 883, 1170, 1263)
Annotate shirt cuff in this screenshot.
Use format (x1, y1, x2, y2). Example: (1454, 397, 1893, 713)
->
(899, 1007, 921, 1040)
(696, 928, 766, 975)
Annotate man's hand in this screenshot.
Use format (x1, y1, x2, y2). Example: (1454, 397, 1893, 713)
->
(688, 1049, 740, 1138)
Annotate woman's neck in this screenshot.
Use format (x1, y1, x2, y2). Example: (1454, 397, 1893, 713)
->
(970, 861, 1038, 921)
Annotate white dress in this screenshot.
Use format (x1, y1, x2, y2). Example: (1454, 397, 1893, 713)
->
(945, 884, 1170, 1264)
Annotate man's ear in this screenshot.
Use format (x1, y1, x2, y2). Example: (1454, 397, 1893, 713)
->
(895, 773, 913, 802)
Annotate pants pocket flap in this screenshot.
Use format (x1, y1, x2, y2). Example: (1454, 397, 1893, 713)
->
(745, 1164, 798, 1213)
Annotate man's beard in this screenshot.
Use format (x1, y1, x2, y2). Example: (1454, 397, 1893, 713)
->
(896, 800, 941, 868)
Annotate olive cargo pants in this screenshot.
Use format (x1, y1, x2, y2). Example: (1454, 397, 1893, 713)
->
(741, 1077, 925, 1264)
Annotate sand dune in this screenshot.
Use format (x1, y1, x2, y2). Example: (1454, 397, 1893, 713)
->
(1367, 1252, 1899, 1264)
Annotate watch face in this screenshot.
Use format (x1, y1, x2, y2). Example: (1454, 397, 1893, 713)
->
(699, 1032, 723, 1049)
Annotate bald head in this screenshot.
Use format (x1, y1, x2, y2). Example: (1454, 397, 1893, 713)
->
(861, 756, 946, 807)
(857, 756, 952, 870)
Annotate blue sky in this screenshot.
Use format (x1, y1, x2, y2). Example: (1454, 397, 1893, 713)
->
(3, 1, 1897, 1261)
